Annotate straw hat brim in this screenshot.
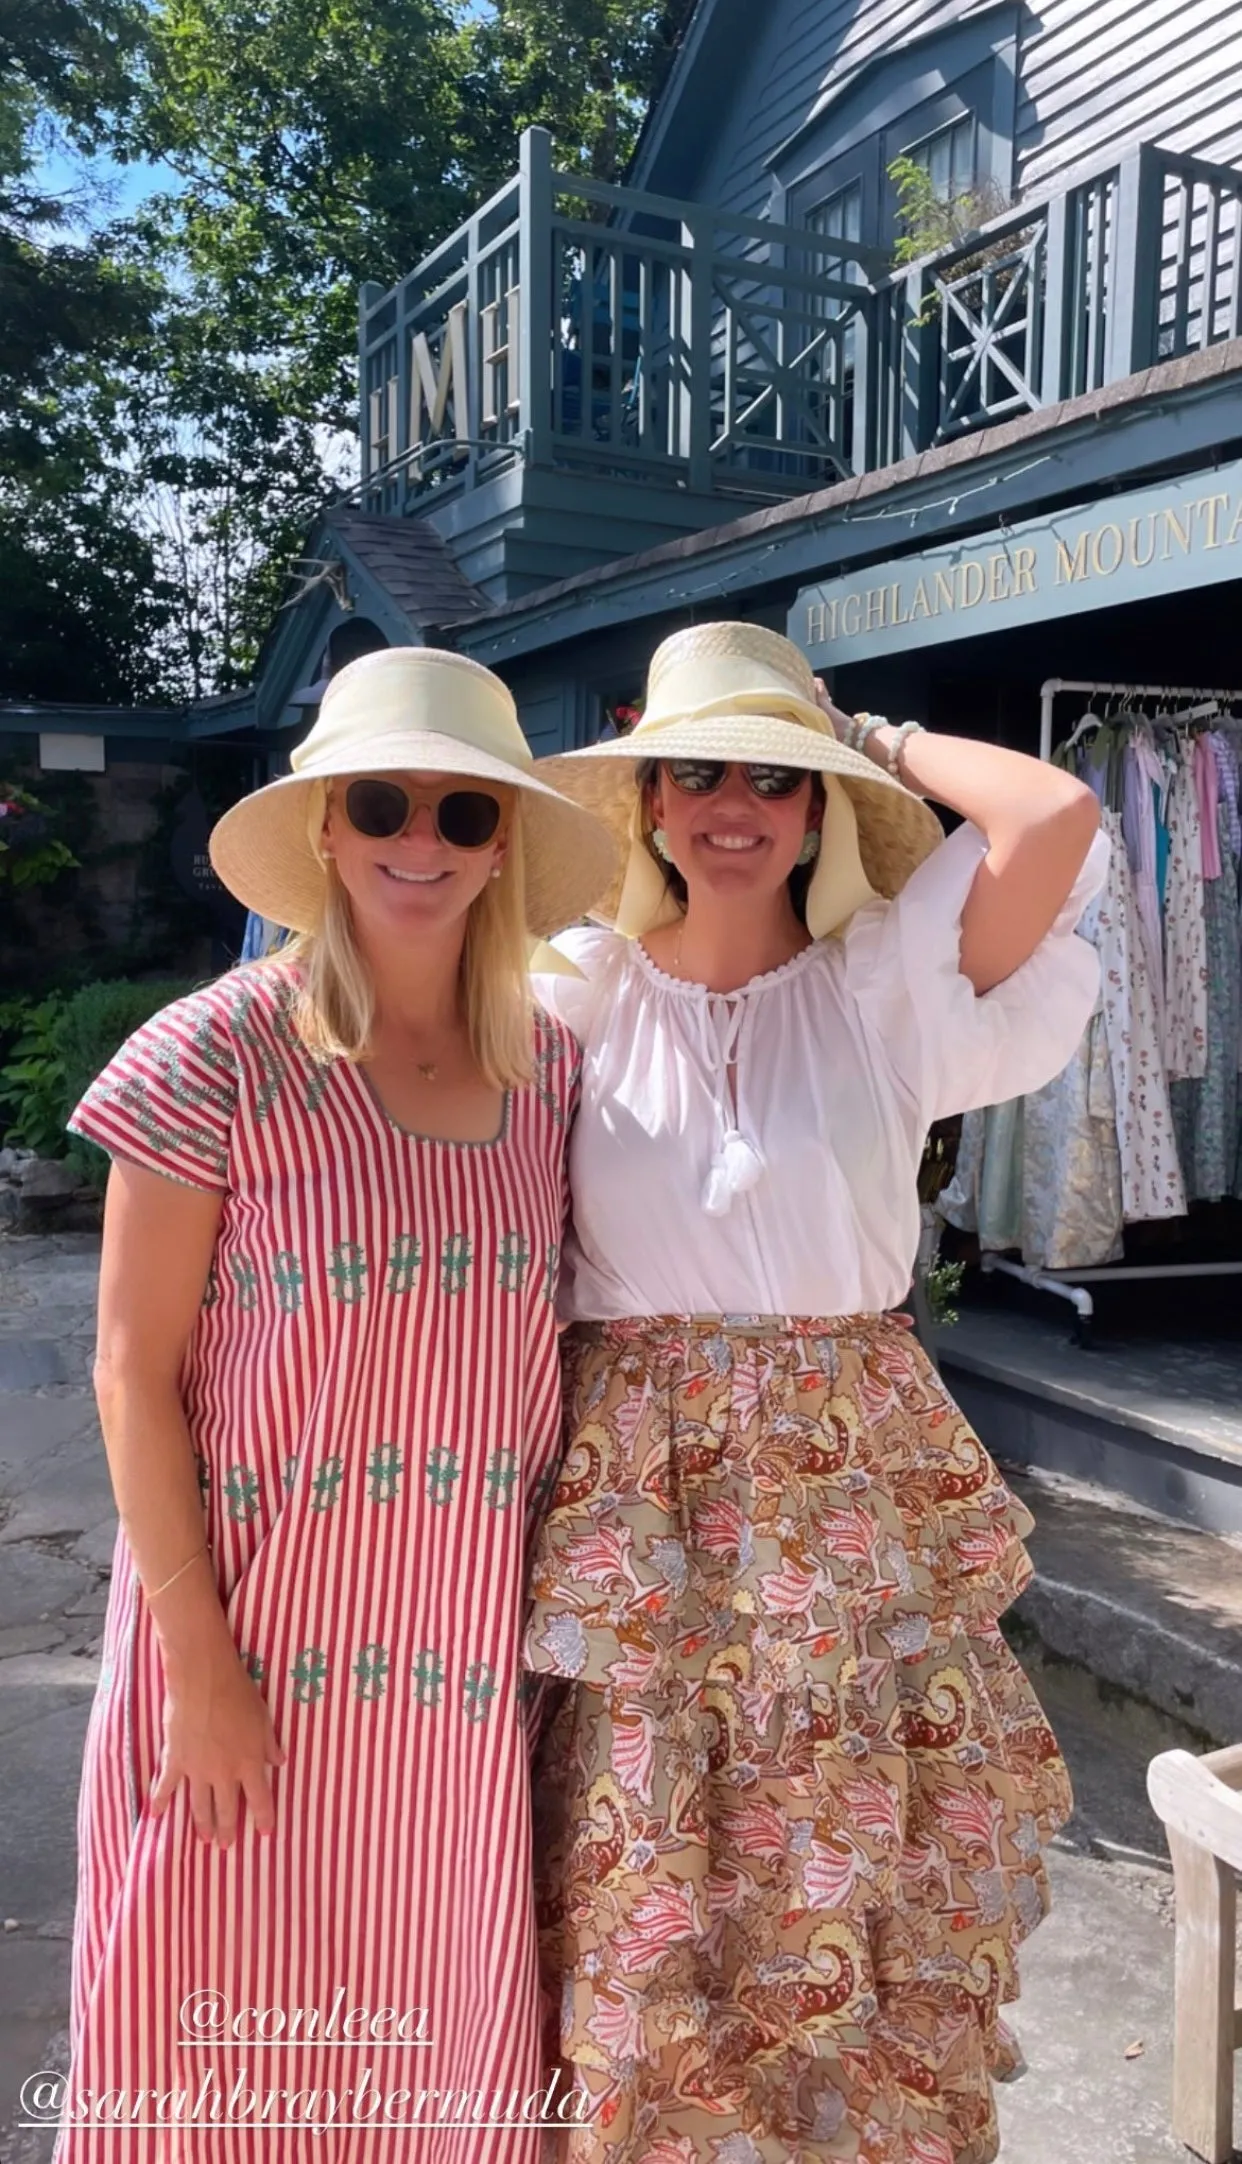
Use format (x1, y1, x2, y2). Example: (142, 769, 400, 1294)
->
(537, 715, 945, 922)
(209, 732, 619, 939)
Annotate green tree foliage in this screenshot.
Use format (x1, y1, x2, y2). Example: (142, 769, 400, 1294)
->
(0, 0, 173, 700)
(123, 0, 488, 424)
(119, 288, 334, 695)
(122, 0, 698, 418)
(468, 0, 695, 186)
(0, 0, 145, 137)
(5, 0, 698, 700)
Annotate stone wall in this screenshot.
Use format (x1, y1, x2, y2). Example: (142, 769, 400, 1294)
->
(0, 736, 248, 992)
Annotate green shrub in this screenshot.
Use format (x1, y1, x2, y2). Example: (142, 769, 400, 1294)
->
(0, 995, 70, 1156)
(0, 978, 202, 1181)
(0, 783, 79, 890)
(57, 980, 196, 1188)
(0, 994, 39, 1067)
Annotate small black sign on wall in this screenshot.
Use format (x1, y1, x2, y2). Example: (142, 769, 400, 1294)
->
(169, 790, 243, 930)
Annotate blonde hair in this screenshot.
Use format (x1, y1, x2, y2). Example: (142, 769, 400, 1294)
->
(272, 808, 535, 1091)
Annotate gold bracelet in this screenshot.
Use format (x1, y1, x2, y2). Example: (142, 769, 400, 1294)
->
(146, 1544, 209, 1601)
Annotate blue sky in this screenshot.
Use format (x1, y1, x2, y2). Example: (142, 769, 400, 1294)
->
(36, 143, 178, 232)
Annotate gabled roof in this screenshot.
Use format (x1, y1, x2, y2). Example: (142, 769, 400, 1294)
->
(242, 500, 491, 733)
(771, 0, 1020, 167)
(326, 510, 491, 628)
(626, 0, 767, 198)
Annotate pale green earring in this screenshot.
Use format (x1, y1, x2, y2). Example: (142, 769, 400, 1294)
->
(651, 827, 672, 861)
(797, 832, 821, 866)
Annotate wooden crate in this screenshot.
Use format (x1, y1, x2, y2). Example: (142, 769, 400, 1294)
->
(1148, 1743, 1242, 2161)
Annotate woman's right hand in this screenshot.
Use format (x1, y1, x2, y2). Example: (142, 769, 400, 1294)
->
(812, 677, 856, 738)
(151, 1645, 286, 1844)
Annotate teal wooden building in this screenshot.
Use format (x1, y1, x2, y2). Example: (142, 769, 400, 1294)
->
(245, 0, 1242, 770)
(9, 0, 1242, 772)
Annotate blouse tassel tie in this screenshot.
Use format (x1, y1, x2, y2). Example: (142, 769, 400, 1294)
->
(698, 993, 766, 1217)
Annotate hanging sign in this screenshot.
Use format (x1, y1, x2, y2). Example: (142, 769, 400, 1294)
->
(792, 455, 1242, 667)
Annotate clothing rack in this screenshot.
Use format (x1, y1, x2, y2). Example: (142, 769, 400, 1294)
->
(1038, 677, 1242, 762)
(983, 677, 1242, 1340)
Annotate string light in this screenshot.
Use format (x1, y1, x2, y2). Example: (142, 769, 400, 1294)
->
(465, 448, 1077, 661)
(839, 453, 1056, 528)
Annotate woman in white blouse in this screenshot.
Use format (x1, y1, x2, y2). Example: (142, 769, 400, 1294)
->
(524, 622, 1104, 2164)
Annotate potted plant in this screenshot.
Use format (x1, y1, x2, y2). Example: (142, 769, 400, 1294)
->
(916, 1121, 965, 1328)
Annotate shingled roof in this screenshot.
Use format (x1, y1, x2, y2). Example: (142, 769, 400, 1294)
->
(448, 333, 1242, 648)
(326, 510, 491, 628)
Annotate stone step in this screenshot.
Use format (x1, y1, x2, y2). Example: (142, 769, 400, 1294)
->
(939, 1305, 1242, 1536)
(1004, 1464, 1242, 1745)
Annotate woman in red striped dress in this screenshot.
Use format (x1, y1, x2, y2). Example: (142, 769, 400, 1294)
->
(59, 648, 615, 2164)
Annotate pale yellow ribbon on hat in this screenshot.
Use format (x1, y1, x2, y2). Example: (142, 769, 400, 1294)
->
(527, 939, 585, 977)
(808, 776, 876, 938)
(613, 769, 876, 940)
(292, 655, 534, 774)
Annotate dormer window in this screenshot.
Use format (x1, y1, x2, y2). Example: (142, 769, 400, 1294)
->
(807, 179, 863, 247)
(902, 114, 978, 202)
(770, 2, 1018, 247)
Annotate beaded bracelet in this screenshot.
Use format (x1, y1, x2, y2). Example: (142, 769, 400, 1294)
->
(843, 711, 889, 754)
(886, 719, 925, 778)
(844, 713, 927, 793)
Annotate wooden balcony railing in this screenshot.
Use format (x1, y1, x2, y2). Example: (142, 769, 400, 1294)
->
(873, 142, 1242, 463)
(358, 130, 1242, 515)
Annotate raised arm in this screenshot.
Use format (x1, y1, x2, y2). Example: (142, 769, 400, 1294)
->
(819, 688, 1101, 995)
(94, 1160, 284, 1843)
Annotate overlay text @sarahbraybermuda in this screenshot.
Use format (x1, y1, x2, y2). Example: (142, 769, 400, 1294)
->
(19, 2065, 593, 2132)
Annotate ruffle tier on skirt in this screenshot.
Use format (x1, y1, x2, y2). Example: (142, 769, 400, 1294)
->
(523, 1314, 1072, 2164)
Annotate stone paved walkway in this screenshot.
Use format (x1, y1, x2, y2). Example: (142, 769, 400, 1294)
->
(0, 1233, 1228, 2162)
(0, 1235, 107, 2164)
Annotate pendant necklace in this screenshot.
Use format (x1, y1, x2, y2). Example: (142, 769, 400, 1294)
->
(416, 1061, 438, 1083)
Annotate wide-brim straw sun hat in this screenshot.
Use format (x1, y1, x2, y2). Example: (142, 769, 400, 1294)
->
(536, 621, 945, 939)
(210, 646, 619, 939)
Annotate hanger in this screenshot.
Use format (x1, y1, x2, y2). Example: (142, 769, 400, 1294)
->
(1064, 705, 1103, 755)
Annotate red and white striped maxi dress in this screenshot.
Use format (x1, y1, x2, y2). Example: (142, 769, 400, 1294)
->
(63, 963, 578, 2164)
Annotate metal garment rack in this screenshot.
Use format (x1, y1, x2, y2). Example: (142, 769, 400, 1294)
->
(981, 677, 1242, 1340)
(1038, 677, 1242, 762)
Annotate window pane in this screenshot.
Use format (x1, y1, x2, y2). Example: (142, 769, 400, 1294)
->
(807, 180, 862, 243)
(905, 116, 975, 201)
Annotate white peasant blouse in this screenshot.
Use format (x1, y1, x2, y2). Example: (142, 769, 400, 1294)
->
(535, 820, 1110, 1322)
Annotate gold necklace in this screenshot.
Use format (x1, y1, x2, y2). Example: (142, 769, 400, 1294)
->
(412, 1021, 460, 1082)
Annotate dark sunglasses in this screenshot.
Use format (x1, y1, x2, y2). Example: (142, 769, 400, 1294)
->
(661, 759, 806, 800)
(343, 777, 503, 851)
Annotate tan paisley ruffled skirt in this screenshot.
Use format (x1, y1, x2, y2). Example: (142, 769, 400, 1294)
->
(524, 1314, 1071, 2164)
